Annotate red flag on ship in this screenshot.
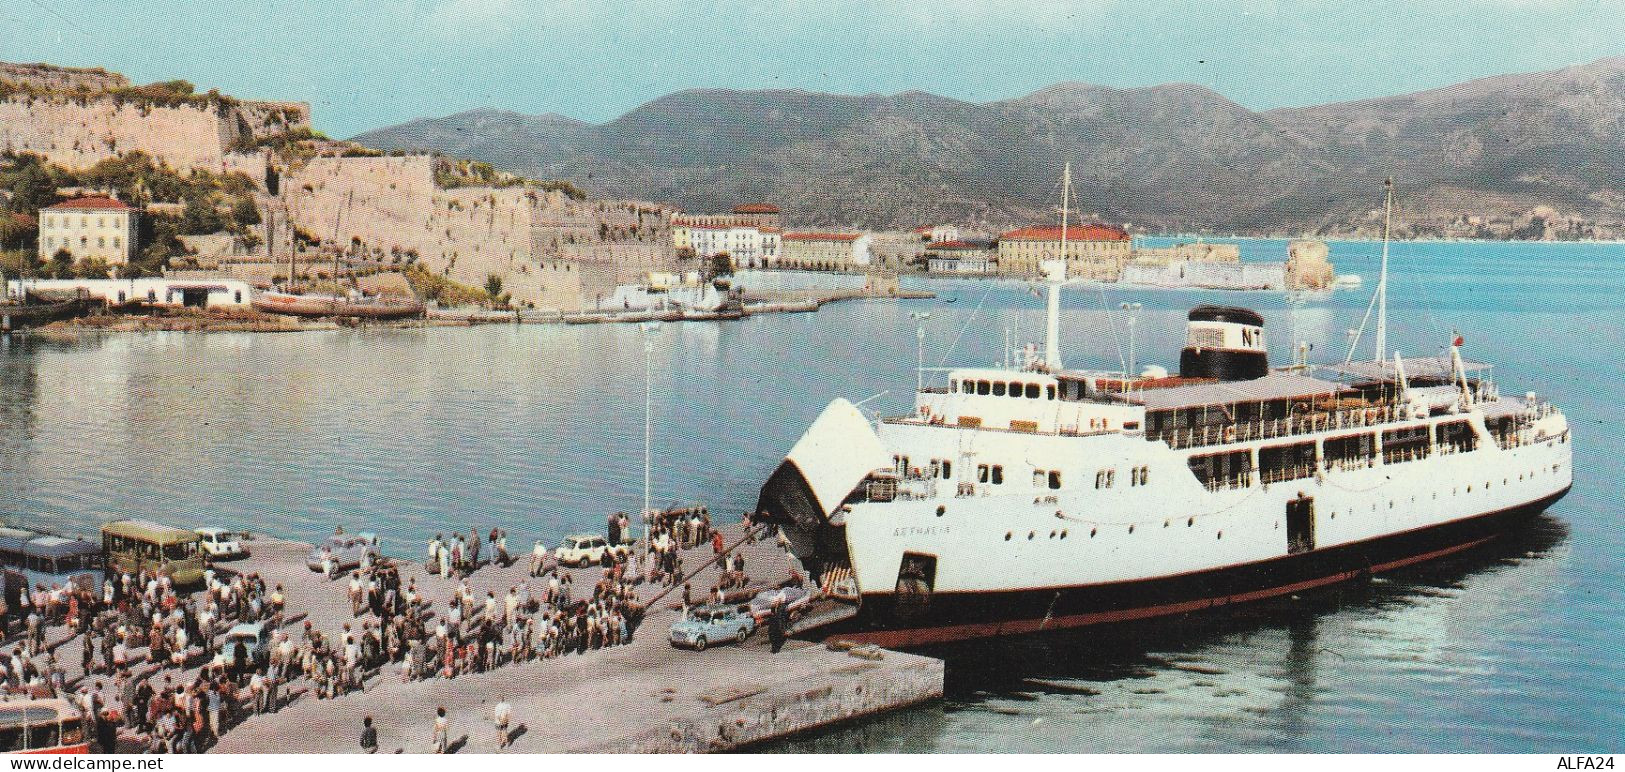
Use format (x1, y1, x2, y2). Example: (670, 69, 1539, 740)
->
(1453, 332, 1465, 347)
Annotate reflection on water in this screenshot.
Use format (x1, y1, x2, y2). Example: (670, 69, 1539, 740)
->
(3, 239, 1622, 751)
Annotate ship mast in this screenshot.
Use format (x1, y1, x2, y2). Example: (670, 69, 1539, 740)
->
(1375, 177, 1393, 362)
(1043, 163, 1071, 371)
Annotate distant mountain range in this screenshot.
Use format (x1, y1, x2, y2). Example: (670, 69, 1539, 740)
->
(352, 57, 1625, 236)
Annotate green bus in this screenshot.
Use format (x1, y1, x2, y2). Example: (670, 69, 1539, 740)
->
(101, 519, 205, 586)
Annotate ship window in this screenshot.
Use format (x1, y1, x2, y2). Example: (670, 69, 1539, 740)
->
(1025, 384, 1040, 399)
(993, 382, 1007, 397)
(1046, 385, 1055, 400)
(1382, 426, 1431, 465)
(1048, 471, 1062, 489)
(1034, 470, 1046, 488)
(977, 380, 990, 396)
(1010, 383, 1023, 399)
(992, 465, 1003, 485)
(977, 464, 988, 483)
(1436, 420, 1476, 453)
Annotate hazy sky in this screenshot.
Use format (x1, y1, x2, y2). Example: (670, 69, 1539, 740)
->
(3, 0, 1621, 137)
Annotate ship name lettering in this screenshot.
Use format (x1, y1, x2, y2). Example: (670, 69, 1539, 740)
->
(893, 526, 949, 537)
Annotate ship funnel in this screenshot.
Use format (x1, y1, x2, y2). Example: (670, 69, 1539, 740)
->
(1178, 305, 1269, 381)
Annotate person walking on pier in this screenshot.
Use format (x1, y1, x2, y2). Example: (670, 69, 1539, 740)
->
(493, 696, 512, 749)
(432, 706, 449, 754)
(768, 592, 790, 653)
(530, 540, 547, 577)
(360, 715, 378, 754)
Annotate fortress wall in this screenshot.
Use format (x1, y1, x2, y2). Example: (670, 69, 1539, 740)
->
(284, 155, 678, 310)
(0, 93, 309, 184)
(0, 62, 129, 92)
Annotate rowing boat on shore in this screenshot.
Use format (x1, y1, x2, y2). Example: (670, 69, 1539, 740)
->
(251, 290, 424, 320)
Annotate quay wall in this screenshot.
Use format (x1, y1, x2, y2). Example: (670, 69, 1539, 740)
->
(600, 656, 944, 753)
(1121, 260, 1287, 290)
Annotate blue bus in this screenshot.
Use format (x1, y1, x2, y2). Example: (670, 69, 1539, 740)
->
(0, 527, 103, 595)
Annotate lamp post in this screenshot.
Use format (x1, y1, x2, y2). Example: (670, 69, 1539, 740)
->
(1119, 302, 1141, 377)
(910, 312, 931, 391)
(640, 320, 662, 550)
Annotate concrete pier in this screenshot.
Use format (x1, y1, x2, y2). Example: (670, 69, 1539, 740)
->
(194, 526, 940, 753)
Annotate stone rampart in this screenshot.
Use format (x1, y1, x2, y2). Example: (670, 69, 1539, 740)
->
(283, 155, 677, 310)
(0, 91, 308, 185)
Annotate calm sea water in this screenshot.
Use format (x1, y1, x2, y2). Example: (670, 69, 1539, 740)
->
(3, 239, 1620, 751)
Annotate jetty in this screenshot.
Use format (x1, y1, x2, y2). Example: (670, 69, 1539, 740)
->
(179, 523, 942, 754)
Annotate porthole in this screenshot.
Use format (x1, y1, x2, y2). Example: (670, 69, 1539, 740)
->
(936, 505, 946, 517)
(1128, 524, 1135, 534)
(1163, 519, 1170, 528)
(1048, 530, 1056, 539)
(1060, 530, 1068, 539)
(1187, 517, 1194, 527)
(1004, 532, 1011, 541)
(1330, 511, 1336, 519)
(1028, 531, 1035, 540)
(1216, 531, 1223, 540)
(1090, 528, 1097, 538)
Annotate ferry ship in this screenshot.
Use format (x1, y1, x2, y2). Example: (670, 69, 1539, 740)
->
(755, 174, 1572, 647)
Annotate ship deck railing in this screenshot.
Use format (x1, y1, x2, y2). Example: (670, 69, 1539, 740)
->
(1202, 474, 1254, 492)
(1151, 404, 1402, 450)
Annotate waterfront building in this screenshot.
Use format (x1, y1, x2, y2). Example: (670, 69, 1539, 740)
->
(684, 222, 781, 268)
(924, 239, 995, 274)
(996, 224, 1131, 279)
(727, 203, 781, 230)
(37, 195, 139, 268)
(6, 277, 254, 308)
(780, 232, 873, 270)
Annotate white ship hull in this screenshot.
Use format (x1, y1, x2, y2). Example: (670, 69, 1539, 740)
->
(827, 412, 1569, 646)
(757, 353, 1572, 648)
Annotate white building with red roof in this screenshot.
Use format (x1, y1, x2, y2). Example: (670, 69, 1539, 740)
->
(37, 195, 140, 268)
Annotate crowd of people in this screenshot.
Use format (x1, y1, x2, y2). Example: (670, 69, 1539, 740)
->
(2, 565, 295, 753)
(2, 510, 791, 754)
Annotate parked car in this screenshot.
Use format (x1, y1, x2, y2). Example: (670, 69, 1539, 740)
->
(195, 528, 249, 560)
(554, 534, 629, 568)
(212, 622, 270, 669)
(669, 603, 756, 651)
(305, 533, 380, 574)
(748, 585, 811, 623)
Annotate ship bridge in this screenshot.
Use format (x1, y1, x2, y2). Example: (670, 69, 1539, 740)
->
(907, 366, 1163, 436)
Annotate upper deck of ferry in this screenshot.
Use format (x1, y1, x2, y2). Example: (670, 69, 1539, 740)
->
(896, 353, 1540, 452)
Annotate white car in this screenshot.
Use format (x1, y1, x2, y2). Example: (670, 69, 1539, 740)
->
(553, 534, 629, 568)
(196, 528, 249, 560)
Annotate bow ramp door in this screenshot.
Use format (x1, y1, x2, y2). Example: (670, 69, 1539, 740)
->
(756, 398, 890, 530)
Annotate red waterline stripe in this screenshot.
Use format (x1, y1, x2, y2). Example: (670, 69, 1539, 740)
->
(835, 535, 1498, 648)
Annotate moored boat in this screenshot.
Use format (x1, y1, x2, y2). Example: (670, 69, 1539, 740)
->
(251, 290, 424, 320)
(755, 172, 1572, 648)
